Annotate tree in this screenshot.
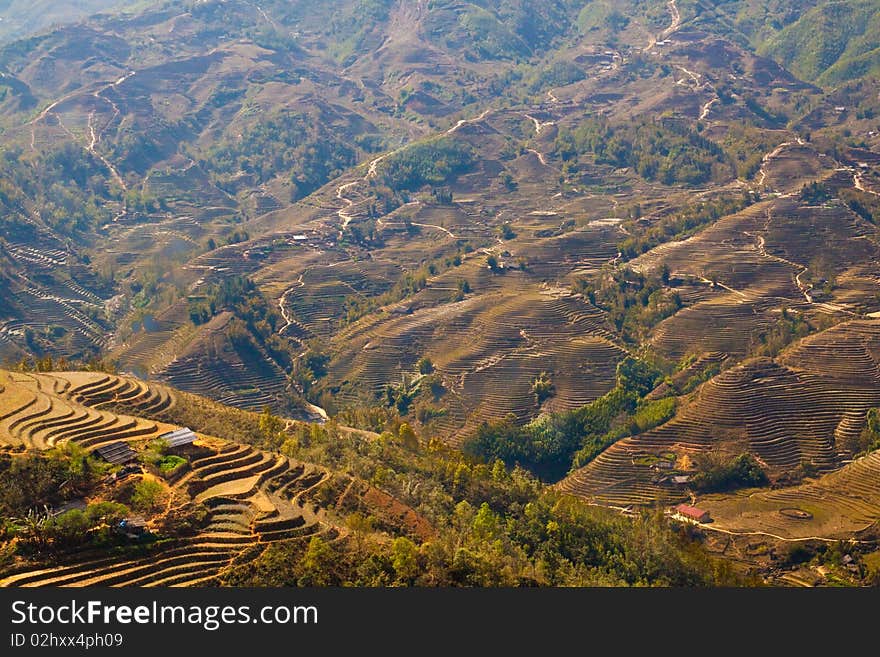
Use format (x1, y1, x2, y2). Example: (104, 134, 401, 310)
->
(346, 512, 374, 556)
(487, 254, 501, 272)
(399, 423, 419, 450)
(296, 536, 337, 586)
(131, 479, 167, 513)
(259, 406, 286, 444)
(531, 371, 555, 403)
(391, 536, 420, 584)
(416, 357, 435, 375)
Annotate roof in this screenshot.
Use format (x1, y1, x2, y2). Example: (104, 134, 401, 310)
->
(94, 441, 138, 464)
(157, 427, 197, 448)
(674, 504, 710, 521)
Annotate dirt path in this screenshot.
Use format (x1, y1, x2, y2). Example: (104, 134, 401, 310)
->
(645, 0, 681, 51)
(278, 273, 305, 335)
(699, 97, 718, 121)
(665, 0, 681, 37)
(524, 113, 555, 136)
(697, 521, 875, 545)
(676, 65, 700, 85)
(854, 170, 879, 196)
(336, 181, 358, 230)
(446, 107, 491, 135)
(749, 209, 857, 314)
(526, 148, 551, 167)
(756, 141, 793, 187)
(407, 221, 457, 238)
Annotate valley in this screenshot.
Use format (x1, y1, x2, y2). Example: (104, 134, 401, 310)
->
(1, 0, 880, 586)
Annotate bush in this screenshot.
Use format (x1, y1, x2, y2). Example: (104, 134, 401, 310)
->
(416, 357, 435, 375)
(531, 371, 555, 403)
(158, 455, 187, 475)
(131, 479, 168, 513)
(690, 453, 768, 493)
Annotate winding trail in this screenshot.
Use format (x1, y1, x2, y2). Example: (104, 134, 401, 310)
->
(646, 0, 681, 51)
(664, 0, 681, 37)
(336, 181, 358, 230)
(526, 148, 550, 167)
(29, 69, 135, 205)
(853, 170, 879, 196)
(445, 107, 491, 135)
(756, 141, 793, 188)
(699, 97, 718, 121)
(747, 208, 857, 315)
(404, 221, 457, 239)
(278, 273, 305, 335)
(524, 113, 555, 136)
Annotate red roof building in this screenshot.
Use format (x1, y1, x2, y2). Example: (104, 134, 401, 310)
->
(674, 504, 711, 523)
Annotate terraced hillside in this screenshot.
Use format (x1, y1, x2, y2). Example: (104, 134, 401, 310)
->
(699, 450, 880, 540)
(0, 369, 360, 587)
(558, 318, 880, 508)
(0, 0, 879, 567)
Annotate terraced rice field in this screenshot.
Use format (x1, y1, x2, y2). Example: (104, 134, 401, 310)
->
(699, 450, 880, 540)
(558, 318, 880, 508)
(0, 369, 344, 587)
(0, 371, 171, 452)
(325, 287, 626, 443)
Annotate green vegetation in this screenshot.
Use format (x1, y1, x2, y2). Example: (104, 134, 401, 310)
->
(556, 116, 730, 186)
(187, 275, 294, 371)
(130, 479, 167, 514)
(157, 455, 187, 475)
(748, 308, 813, 357)
(0, 444, 107, 518)
(760, 1, 880, 85)
(13, 501, 131, 555)
(722, 125, 789, 179)
(223, 493, 742, 586)
(203, 111, 357, 199)
(224, 415, 743, 587)
(0, 144, 117, 237)
(466, 357, 665, 480)
(690, 452, 768, 493)
(799, 181, 832, 204)
(841, 188, 880, 225)
(616, 194, 753, 261)
(531, 371, 554, 403)
(574, 267, 683, 344)
(854, 408, 880, 456)
(376, 136, 474, 192)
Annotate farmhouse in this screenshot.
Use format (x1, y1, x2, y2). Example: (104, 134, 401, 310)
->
(673, 504, 711, 523)
(94, 441, 137, 465)
(158, 427, 197, 449)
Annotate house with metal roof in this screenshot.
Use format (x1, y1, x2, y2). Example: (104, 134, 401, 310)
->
(94, 441, 137, 465)
(157, 427, 197, 448)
